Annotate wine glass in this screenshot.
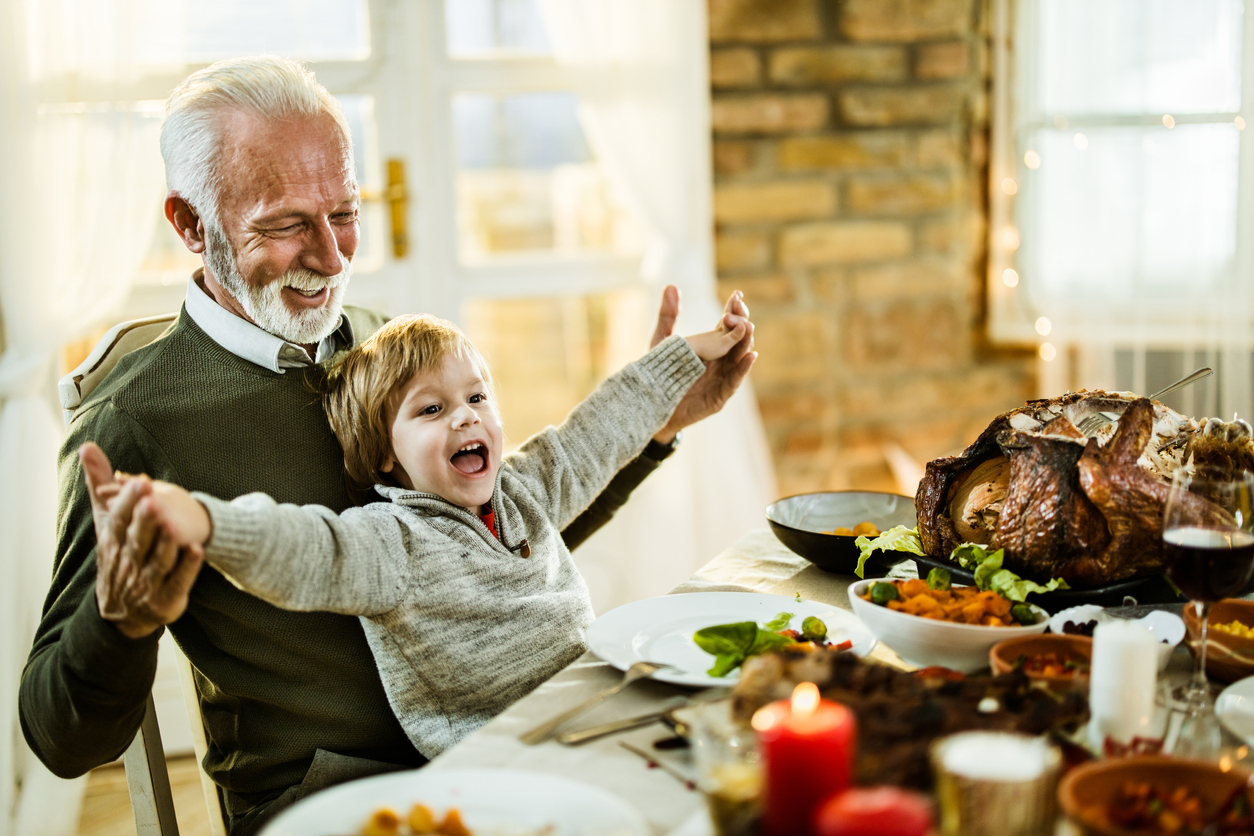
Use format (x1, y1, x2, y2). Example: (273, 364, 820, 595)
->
(1162, 465, 1254, 754)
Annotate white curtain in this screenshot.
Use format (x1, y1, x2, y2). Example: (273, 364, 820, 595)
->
(0, 1, 165, 833)
(537, 0, 777, 610)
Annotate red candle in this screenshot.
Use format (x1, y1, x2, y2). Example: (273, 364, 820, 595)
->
(752, 682, 856, 836)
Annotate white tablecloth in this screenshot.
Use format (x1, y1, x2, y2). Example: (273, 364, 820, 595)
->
(426, 528, 909, 835)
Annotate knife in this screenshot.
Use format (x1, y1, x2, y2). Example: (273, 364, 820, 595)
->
(555, 703, 683, 746)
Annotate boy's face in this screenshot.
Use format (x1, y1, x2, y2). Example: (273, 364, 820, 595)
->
(381, 353, 503, 512)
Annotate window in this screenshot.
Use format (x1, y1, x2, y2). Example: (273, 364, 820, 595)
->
(990, 0, 1253, 418)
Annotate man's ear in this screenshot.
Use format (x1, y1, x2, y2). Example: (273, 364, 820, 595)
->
(165, 193, 207, 254)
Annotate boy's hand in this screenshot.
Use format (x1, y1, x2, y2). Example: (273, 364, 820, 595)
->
(651, 287, 757, 443)
(80, 442, 208, 638)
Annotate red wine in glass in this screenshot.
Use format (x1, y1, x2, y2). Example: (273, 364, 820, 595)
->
(1163, 527, 1254, 602)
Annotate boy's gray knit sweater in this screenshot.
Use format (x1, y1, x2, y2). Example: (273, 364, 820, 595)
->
(196, 335, 703, 759)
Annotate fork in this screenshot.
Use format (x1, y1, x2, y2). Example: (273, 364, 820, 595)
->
(1076, 367, 1213, 437)
(518, 660, 672, 745)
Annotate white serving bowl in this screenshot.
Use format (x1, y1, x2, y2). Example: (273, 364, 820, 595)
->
(848, 579, 1049, 673)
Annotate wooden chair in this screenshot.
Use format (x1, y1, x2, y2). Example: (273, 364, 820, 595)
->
(60, 313, 228, 836)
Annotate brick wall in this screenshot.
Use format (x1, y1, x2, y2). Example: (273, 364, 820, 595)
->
(709, 0, 1036, 495)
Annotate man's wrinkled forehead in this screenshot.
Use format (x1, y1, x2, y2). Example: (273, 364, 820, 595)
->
(217, 109, 356, 190)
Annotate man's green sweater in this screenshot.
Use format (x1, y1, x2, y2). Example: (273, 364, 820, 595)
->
(19, 307, 660, 822)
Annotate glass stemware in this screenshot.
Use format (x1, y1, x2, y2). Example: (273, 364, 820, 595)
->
(1161, 465, 1254, 754)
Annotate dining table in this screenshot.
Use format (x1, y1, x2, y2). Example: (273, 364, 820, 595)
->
(295, 528, 1233, 836)
(425, 528, 917, 836)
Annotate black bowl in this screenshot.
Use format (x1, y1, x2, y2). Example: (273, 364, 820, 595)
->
(766, 491, 917, 575)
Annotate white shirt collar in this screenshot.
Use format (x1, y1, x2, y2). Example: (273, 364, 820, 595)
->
(183, 271, 354, 372)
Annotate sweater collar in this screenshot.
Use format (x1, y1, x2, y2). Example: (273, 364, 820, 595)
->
(184, 270, 355, 372)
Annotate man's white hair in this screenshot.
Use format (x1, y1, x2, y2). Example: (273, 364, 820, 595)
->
(160, 55, 355, 231)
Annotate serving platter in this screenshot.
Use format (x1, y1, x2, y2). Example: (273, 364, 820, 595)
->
(586, 591, 876, 688)
(259, 767, 648, 836)
(910, 555, 1174, 615)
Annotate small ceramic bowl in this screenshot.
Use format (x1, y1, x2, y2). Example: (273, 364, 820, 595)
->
(1050, 607, 1183, 672)
(1049, 604, 1109, 638)
(766, 491, 916, 575)
(1183, 598, 1254, 683)
(1057, 755, 1250, 836)
(989, 634, 1092, 693)
(848, 579, 1049, 673)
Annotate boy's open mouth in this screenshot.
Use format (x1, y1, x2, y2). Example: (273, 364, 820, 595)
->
(451, 442, 488, 475)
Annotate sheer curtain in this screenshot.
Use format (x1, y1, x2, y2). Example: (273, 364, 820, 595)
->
(538, 0, 777, 609)
(0, 1, 165, 833)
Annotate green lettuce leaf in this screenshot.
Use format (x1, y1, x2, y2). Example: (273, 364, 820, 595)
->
(854, 525, 925, 578)
(950, 543, 1070, 603)
(693, 614, 805, 677)
(693, 622, 757, 658)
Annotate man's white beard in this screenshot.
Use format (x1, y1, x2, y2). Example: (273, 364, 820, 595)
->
(205, 225, 350, 345)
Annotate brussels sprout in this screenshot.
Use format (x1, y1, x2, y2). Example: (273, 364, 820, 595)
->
(926, 567, 952, 591)
(1010, 603, 1038, 625)
(870, 582, 899, 606)
(801, 616, 828, 642)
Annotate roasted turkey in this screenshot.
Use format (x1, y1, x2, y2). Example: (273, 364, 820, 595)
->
(915, 392, 1254, 587)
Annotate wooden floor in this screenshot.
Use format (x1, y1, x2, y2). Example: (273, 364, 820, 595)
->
(77, 757, 214, 836)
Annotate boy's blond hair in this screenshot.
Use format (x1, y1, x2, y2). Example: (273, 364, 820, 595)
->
(325, 314, 493, 497)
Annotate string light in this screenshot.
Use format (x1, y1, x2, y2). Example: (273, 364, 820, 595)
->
(1024, 150, 1041, 169)
(1001, 226, 1020, 250)
(1039, 343, 1057, 362)
(1001, 177, 1018, 195)
(1002, 268, 1019, 287)
(1074, 133, 1089, 150)
(1035, 316, 1052, 336)
(1237, 116, 1246, 131)
(1162, 114, 1176, 129)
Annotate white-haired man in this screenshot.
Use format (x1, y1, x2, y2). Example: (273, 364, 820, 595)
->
(19, 56, 754, 836)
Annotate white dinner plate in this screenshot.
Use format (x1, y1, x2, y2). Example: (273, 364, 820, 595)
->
(1217, 675, 1254, 745)
(585, 591, 876, 688)
(258, 767, 648, 836)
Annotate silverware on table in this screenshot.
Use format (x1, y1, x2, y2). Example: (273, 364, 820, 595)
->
(1077, 367, 1213, 437)
(555, 704, 681, 746)
(519, 661, 673, 745)
(618, 741, 696, 790)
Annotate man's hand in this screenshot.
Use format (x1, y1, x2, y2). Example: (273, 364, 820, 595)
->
(651, 286, 757, 444)
(81, 443, 205, 639)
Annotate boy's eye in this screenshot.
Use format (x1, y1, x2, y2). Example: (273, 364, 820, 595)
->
(469, 393, 486, 404)
(420, 404, 440, 415)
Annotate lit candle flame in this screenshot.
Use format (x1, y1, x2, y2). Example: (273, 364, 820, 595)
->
(791, 682, 819, 717)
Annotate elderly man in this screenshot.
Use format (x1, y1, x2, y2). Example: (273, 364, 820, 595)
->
(20, 56, 754, 835)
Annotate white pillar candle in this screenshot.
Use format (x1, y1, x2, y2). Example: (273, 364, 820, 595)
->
(1088, 619, 1159, 749)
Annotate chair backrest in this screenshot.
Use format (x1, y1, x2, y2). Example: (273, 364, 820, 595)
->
(59, 314, 227, 836)
(58, 314, 177, 424)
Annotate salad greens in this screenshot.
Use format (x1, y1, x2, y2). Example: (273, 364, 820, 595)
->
(853, 526, 1069, 603)
(951, 543, 1069, 603)
(693, 611, 826, 677)
(853, 525, 925, 578)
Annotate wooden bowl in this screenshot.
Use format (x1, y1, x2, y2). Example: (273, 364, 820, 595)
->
(1058, 755, 1250, 836)
(989, 634, 1091, 693)
(1182, 598, 1254, 684)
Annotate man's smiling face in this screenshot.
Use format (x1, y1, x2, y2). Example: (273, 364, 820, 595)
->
(204, 110, 359, 345)
(380, 353, 504, 513)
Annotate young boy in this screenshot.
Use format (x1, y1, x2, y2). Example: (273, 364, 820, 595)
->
(82, 310, 750, 758)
